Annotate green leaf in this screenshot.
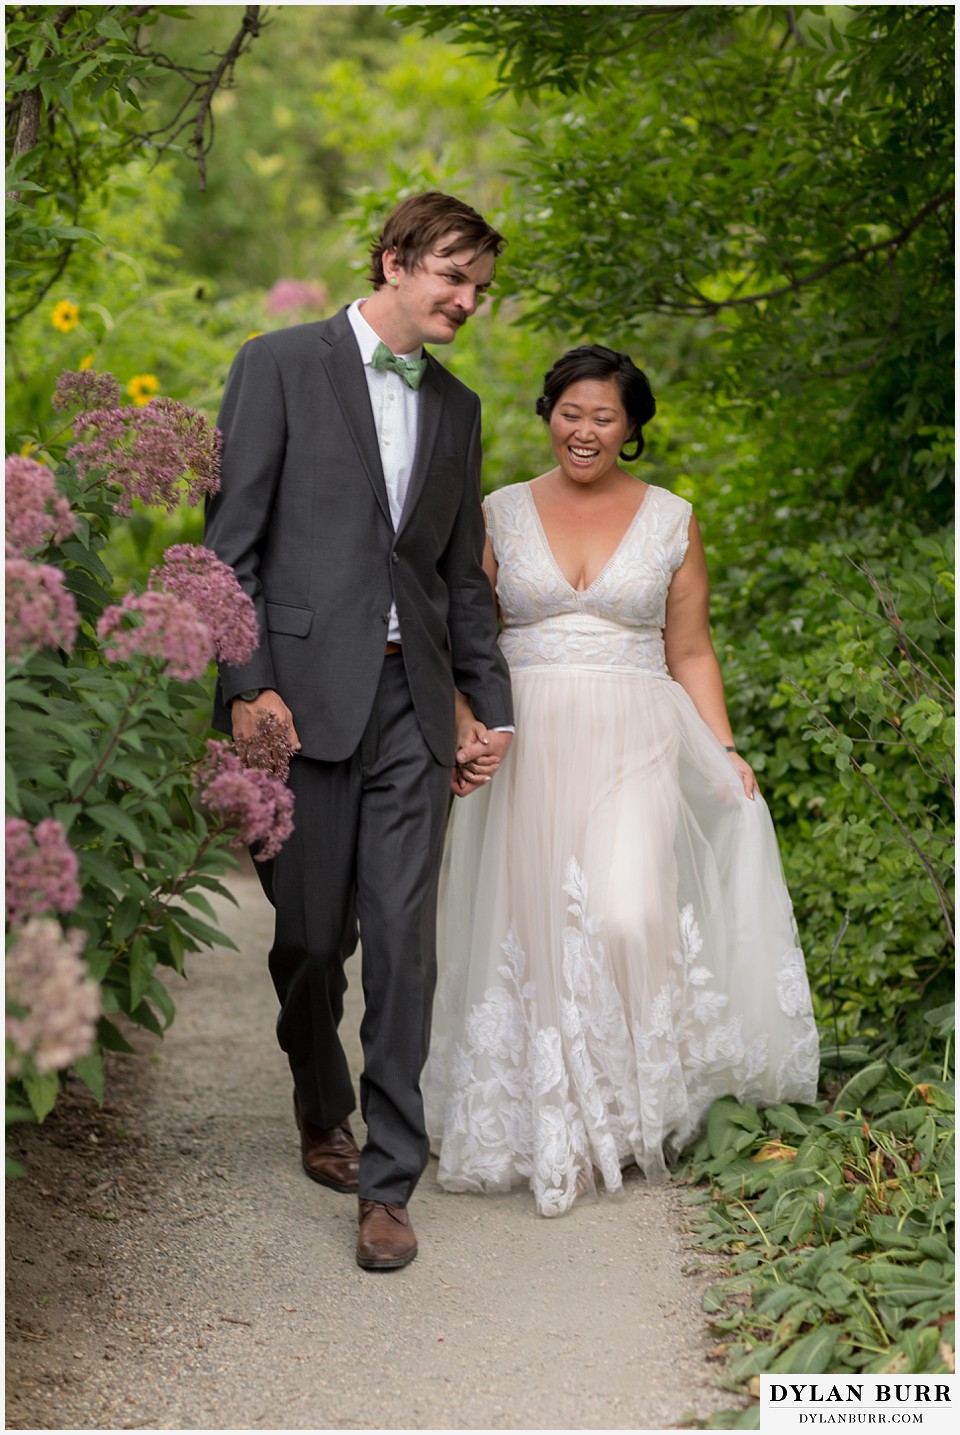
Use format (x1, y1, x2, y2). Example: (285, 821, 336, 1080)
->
(96, 1017, 135, 1054)
(23, 1071, 60, 1121)
(86, 803, 148, 851)
(770, 1325, 838, 1373)
(128, 938, 157, 1010)
(71, 1048, 105, 1103)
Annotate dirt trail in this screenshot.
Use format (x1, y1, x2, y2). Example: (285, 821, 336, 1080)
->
(5, 866, 742, 1431)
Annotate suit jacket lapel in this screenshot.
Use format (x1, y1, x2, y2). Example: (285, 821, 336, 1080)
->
(319, 314, 391, 524)
(398, 356, 441, 536)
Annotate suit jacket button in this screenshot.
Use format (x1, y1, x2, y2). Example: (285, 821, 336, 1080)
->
(381, 612, 390, 622)
(392, 552, 399, 564)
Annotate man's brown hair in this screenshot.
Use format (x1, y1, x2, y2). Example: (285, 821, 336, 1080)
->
(367, 191, 506, 288)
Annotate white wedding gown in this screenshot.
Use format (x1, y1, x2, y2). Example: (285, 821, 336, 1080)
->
(423, 481, 820, 1217)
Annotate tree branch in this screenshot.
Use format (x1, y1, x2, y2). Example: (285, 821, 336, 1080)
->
(667, 189, 954, 316)
(139, 4, 264, 189)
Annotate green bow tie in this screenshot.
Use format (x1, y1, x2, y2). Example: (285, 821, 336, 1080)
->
(371, 340, 427, 390)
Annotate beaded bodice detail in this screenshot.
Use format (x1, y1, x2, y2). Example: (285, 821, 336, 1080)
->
(485, 482, 691, 674)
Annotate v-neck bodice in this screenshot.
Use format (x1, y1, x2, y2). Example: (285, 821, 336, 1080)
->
(484, 481, 692, 674)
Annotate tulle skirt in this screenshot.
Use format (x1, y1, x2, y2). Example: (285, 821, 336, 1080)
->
(423, 663, 820, 1217)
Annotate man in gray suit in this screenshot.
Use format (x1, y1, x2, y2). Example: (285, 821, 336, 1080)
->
(204, 192, 513, 1270)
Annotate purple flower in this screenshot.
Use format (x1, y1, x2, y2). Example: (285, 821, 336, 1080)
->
(150, 544, 258, 667)
(195, 740, 295, 862)
(5, 918, 100, 1076)
(52, 369, 122, 415)
(5, 817, 82, 928)
(233, 708, 295, 782)
(67, 399, 222, 514)
(98, 589, 215, 681)
(5, 556, 80, 659)
(264, 278, 328, 316)
(5, 455, 77, 553)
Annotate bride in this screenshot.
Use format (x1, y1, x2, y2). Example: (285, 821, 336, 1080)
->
(423, 344, 820, 1217)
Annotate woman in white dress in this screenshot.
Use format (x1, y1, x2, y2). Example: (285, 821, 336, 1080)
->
(423, 346, 820, 1217)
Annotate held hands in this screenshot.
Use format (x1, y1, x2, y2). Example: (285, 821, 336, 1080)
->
(231, 688, 301, 753)
(451, 702, 512, 797)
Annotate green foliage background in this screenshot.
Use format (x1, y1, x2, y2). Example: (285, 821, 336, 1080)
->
(6, 0, 953, 1393)
(7, 0, 953, 1059)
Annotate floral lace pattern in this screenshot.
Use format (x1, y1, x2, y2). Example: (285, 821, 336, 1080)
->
(485, 483, 690, 673)
(435, 859, 818, 1216)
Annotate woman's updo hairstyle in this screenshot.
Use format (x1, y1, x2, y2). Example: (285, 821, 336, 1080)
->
(535, 345, 656, 461)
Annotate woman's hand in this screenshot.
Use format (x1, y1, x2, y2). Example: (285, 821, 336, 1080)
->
(727, 751, 758, 800)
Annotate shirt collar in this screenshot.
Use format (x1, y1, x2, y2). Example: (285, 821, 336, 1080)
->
(348, 298, 425, 365)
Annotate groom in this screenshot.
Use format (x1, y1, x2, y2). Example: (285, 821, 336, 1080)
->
(204, 191, 513, 1269)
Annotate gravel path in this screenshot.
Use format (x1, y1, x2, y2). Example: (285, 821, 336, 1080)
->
(6, 866, 741, 1431)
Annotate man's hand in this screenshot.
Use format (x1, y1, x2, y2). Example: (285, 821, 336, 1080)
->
(231, 688, 301, 752)
(451, 720, 512, 797)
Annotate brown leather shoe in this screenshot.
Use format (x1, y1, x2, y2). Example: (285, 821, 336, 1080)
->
(293, 1093, 360, 1193)
(356, 1199, 418, 1270)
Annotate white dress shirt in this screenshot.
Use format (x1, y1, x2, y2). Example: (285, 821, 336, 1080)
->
(346, 300, 514, 738)
(347, 299, 421, 645)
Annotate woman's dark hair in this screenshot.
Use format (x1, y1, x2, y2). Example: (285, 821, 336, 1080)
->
(535, 345, 656, 460)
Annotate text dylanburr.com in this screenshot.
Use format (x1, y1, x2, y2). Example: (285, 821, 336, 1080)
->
(760, 1377, 956, 1434)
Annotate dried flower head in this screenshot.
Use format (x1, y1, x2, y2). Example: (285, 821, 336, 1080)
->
(98, 589, 216, 681)
(195, 740, 295, 862)
(5, 817, 81, 928)
(5, 918, 100, 1076)
(5, 556, 80, 659)
(234, 709, 295, 782)
(150, 544, 258, 668)
(52, 369, 122, 415)
(5, 454, 77, 552)
(67, 399, 222, 514)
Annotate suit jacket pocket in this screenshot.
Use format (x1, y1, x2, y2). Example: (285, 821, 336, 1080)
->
(265, 601, 314, 637)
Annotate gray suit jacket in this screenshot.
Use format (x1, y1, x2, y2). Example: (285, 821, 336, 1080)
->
(203, 307, 513, 765)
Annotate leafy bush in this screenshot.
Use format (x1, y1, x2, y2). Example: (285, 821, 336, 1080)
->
(699, 501, 955, 1047)
(5, 374, 292, 1155)
(679, 1009, 954, 1407)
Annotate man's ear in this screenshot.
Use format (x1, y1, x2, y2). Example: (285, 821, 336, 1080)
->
(382, 248, 402, 285)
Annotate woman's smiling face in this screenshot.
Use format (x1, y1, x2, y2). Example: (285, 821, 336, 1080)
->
(548, 378, 634, 486)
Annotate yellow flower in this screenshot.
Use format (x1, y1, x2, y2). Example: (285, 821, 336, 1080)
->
(19, 440, 38, 457)
(245, 331, 264, 341)
(79, 353, 95, 370)
(51, 301, 80, 333)
(127, 373, 160, 406)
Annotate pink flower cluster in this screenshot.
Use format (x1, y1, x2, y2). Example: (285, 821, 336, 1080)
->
(5, 555, 80, 660)
(67, 398, 222, 514)
(195, 740, 295, 862)
(151, 544, 258, 668)
(5, 817, 81, 928)
(5, 918, 100, 1076)
(5, 454, 76, 553)
(52, 369, 122, 415)
(97, 589, 216, 681)
(233, 708, 295, 782)
(264, 278, 328, 316)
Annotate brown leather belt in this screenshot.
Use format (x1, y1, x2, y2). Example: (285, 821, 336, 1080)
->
(384, 642, 402, 655)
